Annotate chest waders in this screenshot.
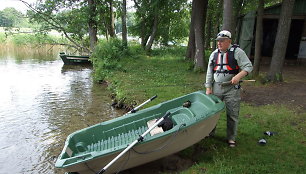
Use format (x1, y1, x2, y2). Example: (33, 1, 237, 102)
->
(211, 44, 241, 141)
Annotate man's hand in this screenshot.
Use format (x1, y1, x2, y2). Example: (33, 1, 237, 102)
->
(231, 75, 241, 85)
(206, 88, 212, 95)
(231, 70, 248, 85)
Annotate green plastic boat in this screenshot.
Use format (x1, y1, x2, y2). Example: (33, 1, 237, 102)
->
(59, 52, 91, 65)
(55, 91, 224, 174)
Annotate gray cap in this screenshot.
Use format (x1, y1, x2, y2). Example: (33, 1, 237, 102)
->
(216, 30, 231, 40)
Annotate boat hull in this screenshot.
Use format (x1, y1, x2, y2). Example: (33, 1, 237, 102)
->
(56, 91, 224, 174)
(59, 53, 91, 65)
(65, 114, 219, 174)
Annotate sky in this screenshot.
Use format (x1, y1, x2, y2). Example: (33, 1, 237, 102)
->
(1, 0, 135, 14)
(1, 0, 37, 13)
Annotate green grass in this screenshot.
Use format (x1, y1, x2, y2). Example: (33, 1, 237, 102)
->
(95, 45, 306, 174)
(179, 104, 306, 174)
(106, 48, 203, 107)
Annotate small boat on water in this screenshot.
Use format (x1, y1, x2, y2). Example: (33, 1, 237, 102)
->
(55, 91, 224, 174)
(59, 52, 91, 65)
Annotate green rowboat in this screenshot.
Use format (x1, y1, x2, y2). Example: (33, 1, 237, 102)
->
(55, 91, 224, 174)
(59, 52, 91, 65)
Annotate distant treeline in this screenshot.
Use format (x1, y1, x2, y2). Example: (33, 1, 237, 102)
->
(0, 7, 35, 28)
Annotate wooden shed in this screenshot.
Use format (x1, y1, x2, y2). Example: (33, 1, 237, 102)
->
(237, 0, 306, 64)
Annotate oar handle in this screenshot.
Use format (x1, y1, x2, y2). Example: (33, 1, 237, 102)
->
(128, 95, 157, 114)
(150, 95, 157, 101)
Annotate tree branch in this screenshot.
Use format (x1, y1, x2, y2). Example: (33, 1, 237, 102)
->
(19, 0, 90, 53)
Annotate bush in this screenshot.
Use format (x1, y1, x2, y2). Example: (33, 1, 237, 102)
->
(150, 46, 186, 57)
(91, 38, 125, 82)
(125, 43, 145, 58)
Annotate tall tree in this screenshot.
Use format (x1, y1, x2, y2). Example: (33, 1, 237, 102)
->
(267, 0, 295, 82)
(186, 0, 196, 60)
(186, 0, 208, 70)
(253, 0, 264, 76)
(145, 5, 159, 51)
(87, 0, 98, 51)
(212, 0, 223, 50)
(121, 0, 127, 48)
(222, 0, 233, 32)
(108, 0, 116, 37)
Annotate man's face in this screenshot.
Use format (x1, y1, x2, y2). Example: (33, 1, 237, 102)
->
(217, 38, 231, 52)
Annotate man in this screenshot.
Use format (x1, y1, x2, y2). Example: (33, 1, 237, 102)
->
(205, 30, 253, 147)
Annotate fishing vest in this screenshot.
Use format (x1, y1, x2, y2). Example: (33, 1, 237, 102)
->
(212, 44, 239, 74)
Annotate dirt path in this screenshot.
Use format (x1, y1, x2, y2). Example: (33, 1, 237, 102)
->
(241, 64, 306, 111)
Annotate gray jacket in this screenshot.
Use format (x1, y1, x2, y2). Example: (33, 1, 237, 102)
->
(205, 45, 253, 88)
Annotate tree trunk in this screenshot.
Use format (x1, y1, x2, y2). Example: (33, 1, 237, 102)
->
(212, 0, 223, 50)
(267, 0, 295, 82)
(88, 0, 98, 52)
(253, 0, 264, 76)
(222, 0, 233, 32)
(121, 0, 127, 48)
(205, 16, 212, 50)
(145, 8, 159, 52)
(162, 3, 170, 46)
(186, 0, 196, 60)
(109, 0, 116, 37)
(193, 0, 208, 70)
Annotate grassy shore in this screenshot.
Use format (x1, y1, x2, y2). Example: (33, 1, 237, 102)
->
(99, 45, 306, 174)
(105, 47, 203, 107)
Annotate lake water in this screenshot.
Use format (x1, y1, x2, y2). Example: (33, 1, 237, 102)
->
(0, 45, 122, 174)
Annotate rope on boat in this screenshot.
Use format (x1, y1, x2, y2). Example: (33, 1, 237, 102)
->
(84, 162, 96, 174)
(115, 150, 131, 174)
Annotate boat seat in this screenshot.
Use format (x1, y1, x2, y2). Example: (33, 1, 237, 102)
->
(171, 108, 194, 125)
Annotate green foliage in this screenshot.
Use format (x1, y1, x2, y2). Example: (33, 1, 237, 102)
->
(57, 8, 89, 41)
(130, 0, 190, 46)
(26, 0, 92, 50)
(125, 43, 146, 58)
(0, 7, 24, 27)
(150, 46, 186, 57)
(205, 49, 213, 62)
(102, 45, 202, 104)
(91, 38, 125, 82)
(115, 11, 136, 34)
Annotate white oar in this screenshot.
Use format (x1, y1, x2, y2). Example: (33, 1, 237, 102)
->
(97, 112, 171, 174)
(127, 95, 157, 114)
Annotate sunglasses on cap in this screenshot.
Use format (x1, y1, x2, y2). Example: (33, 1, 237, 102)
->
(217, 33, 230, 38)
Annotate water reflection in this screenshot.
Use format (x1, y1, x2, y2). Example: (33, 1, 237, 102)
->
(0, 45, 122, 174)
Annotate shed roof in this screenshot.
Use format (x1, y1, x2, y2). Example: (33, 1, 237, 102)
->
(264, 0, 306, 15)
